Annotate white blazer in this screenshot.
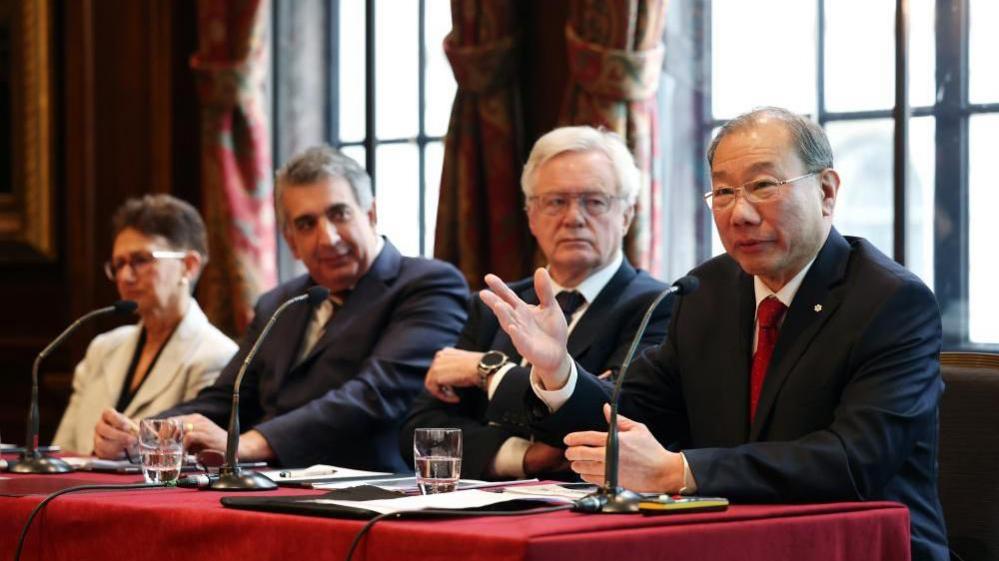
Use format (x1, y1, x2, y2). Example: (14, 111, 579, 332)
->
(52, 300, 238, 455)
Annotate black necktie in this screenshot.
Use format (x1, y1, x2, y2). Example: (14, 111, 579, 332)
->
(555, 290, 586, 324)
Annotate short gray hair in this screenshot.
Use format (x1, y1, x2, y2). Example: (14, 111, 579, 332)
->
(274, 145, 373, 228)
(706, 107, 834, 171)
(521, 126, 640, 205)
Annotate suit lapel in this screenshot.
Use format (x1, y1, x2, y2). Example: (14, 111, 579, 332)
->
(124, 301, 204, 416)
(102, 327, 143, 404)
(567, 261, 636, 359)
(300, 239, 402, 367)
(718, 269, 756, 441)
(266, 278, 316, 388)
(750, 230, 851, 440)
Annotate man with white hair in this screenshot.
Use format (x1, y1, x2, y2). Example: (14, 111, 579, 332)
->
(401, 126, 669, 480)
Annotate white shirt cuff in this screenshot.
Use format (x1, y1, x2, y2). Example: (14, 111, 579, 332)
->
(486, 362, 517, 400)
(492, 436, 531, 478)
(679, 452, 698, 495)
(530, 359, 577, 413)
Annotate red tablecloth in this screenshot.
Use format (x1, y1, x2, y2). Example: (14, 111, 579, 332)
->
(0, 471, 911, 561)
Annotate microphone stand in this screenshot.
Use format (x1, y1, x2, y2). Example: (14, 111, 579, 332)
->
(10, 300, 137, 474)
(210, 286, 329, 491)
(578, 276, 699, 513)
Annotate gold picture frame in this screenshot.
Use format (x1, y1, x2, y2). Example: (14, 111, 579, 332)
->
(0, 0, 54, 261)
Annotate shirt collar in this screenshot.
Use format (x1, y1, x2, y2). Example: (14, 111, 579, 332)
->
(753, 256, 816, 311)
(548, 250, 623, 304)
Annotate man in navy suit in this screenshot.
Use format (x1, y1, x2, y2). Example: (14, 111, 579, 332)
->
(94, 146, 468, 472)
(479, 108, 948, 560)
(401, 126, 669, 480)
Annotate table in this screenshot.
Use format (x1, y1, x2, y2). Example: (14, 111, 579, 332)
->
(0, 470, 911, 561)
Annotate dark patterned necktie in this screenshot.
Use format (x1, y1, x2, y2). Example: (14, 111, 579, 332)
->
(749, 296, 787, 423)
(555, 290, 586, 324)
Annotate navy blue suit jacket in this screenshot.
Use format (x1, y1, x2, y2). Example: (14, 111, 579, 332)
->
(401, 260, 670, 479)
(537, 230, 948, 561)
(163, 240, 468, 472)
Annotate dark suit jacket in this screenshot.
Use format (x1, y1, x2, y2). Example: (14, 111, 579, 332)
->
(538, 230, 948, 561)
(401, 259, 670, 479)
(162, 240, 468, 472)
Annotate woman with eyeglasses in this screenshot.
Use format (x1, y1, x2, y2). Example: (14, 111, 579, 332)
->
(53, 194, 238, 456)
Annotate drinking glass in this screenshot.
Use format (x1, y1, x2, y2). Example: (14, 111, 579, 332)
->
(138, 418, 184, 484)
(413, 428, 462, 494)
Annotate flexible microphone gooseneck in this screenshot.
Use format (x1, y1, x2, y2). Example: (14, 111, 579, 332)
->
(209, 286, 330, 491)
(575, 275, 699, 513)
(9, 300, 137, 474)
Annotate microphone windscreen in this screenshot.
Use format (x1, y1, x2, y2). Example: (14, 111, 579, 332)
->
(113, 300, 139, 315)
(306, 286, 331, 306)
(672, 275, 700, 296)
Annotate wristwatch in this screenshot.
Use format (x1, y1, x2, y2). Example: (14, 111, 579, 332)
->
(477, 350, 509, 389)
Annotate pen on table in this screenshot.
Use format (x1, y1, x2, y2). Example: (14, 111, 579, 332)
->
(278, 467, 338, 478)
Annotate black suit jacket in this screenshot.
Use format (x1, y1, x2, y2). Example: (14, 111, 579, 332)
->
(162, 240, 469, 472)
(401, 259, 670, 479)
(538, 230, 948, 561)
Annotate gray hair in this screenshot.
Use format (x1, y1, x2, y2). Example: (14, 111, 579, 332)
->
(706, 107, 834, 171)
(521, 126, 640, 205)
(274, 145, 374, 228)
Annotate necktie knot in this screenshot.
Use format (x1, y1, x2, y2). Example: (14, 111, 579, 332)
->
(555, 290, 586, 319)
(757, 297, 787, 329)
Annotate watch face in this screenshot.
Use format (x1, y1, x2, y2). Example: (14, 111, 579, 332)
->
(481, 351, 507, 368)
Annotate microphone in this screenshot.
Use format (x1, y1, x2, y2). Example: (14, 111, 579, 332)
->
(209, 285, 330, 491)
(9, 300, 137, 474)
(575, 275, 699, 513)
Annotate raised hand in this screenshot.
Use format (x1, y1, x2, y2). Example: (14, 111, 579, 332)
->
(563, 404, 685, 493)
(479, 269, 571, 389)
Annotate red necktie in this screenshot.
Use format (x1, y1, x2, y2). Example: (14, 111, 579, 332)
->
(749, 296, 787, 423)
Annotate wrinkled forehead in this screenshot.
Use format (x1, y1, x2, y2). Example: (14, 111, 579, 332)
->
(533, 150, 617, 195)
(280, 177, 360, 218)
(710, 121, 801, 181)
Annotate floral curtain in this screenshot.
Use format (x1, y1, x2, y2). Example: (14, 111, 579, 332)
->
(559, 0, 667, 273)
(435, 0, 534, 288)
(190, 0, 276, 335)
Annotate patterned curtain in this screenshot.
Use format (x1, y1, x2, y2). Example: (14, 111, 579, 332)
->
(559, 0, 668, 273)
(190, 0, 276, 336)
(435, 0, 534, 288)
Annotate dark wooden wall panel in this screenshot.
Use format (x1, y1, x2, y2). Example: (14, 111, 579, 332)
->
(0, 0, 200, 446)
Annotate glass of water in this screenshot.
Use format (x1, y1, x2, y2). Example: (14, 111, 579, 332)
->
(138, 418, 184, 484)
(413, 428, 462, 494)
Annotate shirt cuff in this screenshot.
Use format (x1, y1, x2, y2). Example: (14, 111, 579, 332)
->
(679, 452, 698, 495)
(486, 362, 517, 400)
(491, 436, 531, 478)
(530, 358, 577, 413)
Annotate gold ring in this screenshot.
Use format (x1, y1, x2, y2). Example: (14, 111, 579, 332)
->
(184, 422, 194, 432)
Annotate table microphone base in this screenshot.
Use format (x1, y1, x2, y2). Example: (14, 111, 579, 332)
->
(575, 487, 643, 514)
(8, 454, 75, 474)
(209, 466, 276, 491)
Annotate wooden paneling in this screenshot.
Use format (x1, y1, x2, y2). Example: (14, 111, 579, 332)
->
(0, 0, 200, 446)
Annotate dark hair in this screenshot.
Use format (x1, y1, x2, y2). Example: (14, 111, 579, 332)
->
(706, 106, 834, 171)
(111, 194, 209, 259)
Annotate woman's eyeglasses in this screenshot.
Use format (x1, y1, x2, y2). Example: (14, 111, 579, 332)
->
(104, 250, 186, 281)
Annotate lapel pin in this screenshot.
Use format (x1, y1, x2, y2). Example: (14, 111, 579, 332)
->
(814, 304, 823, 313)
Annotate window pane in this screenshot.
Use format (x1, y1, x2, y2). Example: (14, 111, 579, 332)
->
(970, 0, 999, 103)
(424, 0, 455, 138)
(338, 0, 366, 143)
(824, 2, 894, 112)
(906, 116, 934, 288)
(826, 119, 893, 257)
(375, 143, 420, 256)
(424, 141, 444, 256)
(968, 114, 999, 343)
(711, 0, 816, 119)
(341, 145, 366, 172)
(909, 1, 936, 108)
(376, 0, 419, 139)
